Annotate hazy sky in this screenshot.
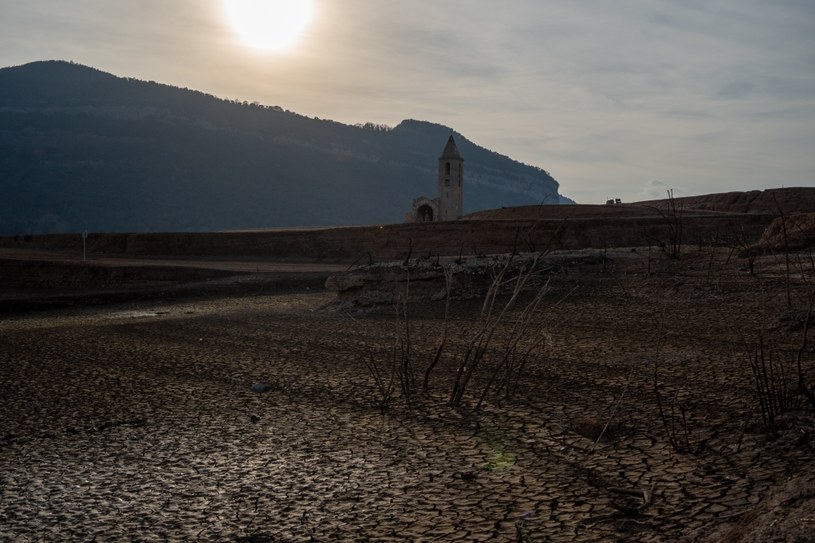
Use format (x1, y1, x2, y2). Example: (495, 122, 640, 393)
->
(1, 1, 814, 203)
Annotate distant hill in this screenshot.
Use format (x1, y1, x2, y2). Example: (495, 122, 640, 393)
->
(0, 60, 568, 235)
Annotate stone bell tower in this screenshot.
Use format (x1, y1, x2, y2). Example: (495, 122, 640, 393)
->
(437, 134, 464, 221)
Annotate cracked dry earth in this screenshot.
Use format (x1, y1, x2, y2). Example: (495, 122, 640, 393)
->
(1, 249, 815, 542)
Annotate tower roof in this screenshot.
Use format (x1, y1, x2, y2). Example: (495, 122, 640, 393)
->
(439, 134, 463, 161)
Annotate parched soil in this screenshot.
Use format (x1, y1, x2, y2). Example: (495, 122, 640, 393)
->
(636, 187, 815, 216)
(1, 246, 814, 542)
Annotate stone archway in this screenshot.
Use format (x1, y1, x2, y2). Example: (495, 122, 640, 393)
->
(416, 204, 434, 222)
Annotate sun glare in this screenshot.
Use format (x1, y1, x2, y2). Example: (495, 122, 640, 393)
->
(223, 0, 314, 53)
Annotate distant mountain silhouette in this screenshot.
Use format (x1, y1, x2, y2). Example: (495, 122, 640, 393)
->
(0, 60, 569, 235)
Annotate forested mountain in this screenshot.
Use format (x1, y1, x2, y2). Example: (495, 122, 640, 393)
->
(0, 60, 567, 235)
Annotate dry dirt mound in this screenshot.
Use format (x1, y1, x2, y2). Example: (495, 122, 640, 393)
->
(637, 187, 815, 215)
(466, 188, 815, 221)
(0, 212, 773, 263)
(464, 204, 667, 221)
(749, 213, 815, 252)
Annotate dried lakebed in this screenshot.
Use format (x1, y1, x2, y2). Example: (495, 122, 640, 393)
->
(1, 250, 814, 542)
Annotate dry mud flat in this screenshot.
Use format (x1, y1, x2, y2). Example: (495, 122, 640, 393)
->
(1, 248, 815, 542)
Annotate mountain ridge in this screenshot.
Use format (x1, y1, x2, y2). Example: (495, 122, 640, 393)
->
(0, 60, 568, 235)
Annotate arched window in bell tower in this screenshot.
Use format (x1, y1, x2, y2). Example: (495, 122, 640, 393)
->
(446, 162, 451, 175)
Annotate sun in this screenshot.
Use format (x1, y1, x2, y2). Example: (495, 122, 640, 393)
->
(223, 0, 314, 53)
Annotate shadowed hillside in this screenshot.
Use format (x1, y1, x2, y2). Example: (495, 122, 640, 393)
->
(0, 61, 567, 235)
